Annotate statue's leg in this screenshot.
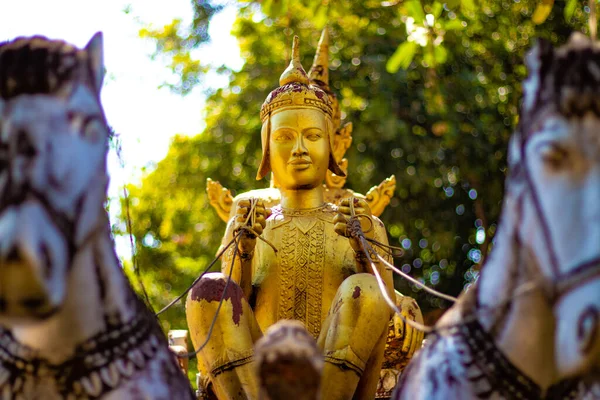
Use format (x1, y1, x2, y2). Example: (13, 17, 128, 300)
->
(186, 272, 262, 400)
(317, 273, 391, 400)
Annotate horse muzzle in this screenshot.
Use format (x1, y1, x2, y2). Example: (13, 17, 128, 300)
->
(0, 203, 68, 321)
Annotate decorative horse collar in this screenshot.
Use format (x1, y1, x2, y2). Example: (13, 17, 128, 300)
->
(455, 318, 584, 400)
(0, 311, 165, 399)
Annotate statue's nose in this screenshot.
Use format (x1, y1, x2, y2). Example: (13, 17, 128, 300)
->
(292, 136, 308, 156)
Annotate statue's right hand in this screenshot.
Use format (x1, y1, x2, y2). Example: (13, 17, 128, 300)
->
(233, 199, 270, 256)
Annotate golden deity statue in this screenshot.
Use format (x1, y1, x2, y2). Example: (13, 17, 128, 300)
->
(187, 33, 422, 400)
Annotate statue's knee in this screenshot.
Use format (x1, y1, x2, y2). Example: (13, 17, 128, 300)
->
(337, 274, 389, 317)
(186, 273, 245, 323)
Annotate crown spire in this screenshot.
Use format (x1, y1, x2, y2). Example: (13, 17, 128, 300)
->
(279, 36, 309, 86)
(308, 28, 329, 89)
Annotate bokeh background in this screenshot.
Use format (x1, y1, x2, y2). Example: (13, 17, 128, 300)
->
(1, 0, 593, 385)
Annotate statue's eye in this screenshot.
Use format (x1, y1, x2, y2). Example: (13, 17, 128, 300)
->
(304, 131, 322, 141)
(540, 143, 568, 169)
(273, 131, 294, 142)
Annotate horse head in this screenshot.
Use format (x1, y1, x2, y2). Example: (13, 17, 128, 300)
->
(0, 33, 108, 322)
(509, 32, 600, 378)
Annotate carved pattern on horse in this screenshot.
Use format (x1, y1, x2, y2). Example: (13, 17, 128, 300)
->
(0, 34, 193, 399)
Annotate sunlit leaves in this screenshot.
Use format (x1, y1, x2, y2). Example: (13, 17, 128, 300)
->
(532, 0, 555, 24)
(261, 0, 289, 18)
(404, 0, 426, 23)
(565, 0, 578, 22)
(386, 41, 417, 72)
(127, 0, 592, 345)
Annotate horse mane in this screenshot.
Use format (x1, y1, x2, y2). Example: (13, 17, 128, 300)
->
(525, 34, 600, 126)
(0, 36, 83, 100)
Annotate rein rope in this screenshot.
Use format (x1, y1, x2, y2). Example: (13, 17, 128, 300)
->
(157, 198, 277, 358)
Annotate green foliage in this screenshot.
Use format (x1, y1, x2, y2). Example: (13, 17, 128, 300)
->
(122, 0, 591, 368)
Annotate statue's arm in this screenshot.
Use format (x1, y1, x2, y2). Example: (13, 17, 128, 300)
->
(219, 199, 268, 299)
(219, 217, 254, 299)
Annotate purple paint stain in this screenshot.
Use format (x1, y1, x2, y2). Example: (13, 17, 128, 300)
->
(191, 278, 244, 325)
(352, 286, 361, 299)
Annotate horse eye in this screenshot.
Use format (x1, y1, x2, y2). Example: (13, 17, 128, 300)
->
(541, 144, 568, 169)
(81, 118, 104, 142)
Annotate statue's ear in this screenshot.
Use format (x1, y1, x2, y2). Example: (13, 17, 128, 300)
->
(85, 32, 104, 94)
(256, 118, 271, 180)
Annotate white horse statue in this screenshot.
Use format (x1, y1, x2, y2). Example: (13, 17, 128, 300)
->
(0, 34, 194, 399)
(393, 33, 600, 399)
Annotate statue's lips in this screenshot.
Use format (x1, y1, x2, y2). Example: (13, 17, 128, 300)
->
(288, 159, 312, 168)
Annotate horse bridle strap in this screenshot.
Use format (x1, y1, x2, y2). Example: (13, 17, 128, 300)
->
(0, 310, 165, 399)
(460, 318, 583, 400)
(518, 136, 600, 305)
(553, 258, 600, 299)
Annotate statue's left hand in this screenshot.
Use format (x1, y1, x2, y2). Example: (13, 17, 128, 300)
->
(334, 197, 374, 253)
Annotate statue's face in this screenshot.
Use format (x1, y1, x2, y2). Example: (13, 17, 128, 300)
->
(269, 108, 329, 190)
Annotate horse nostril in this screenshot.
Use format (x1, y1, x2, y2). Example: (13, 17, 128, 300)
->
(0, 298, 6, 312)
(20, 297, 45, 310)
(578, 306, 599, 354)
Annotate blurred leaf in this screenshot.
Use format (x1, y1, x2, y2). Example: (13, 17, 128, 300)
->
(432, 1, 444, 18)
(405, 0, 425, 23)
(461, 0, 477, 13)
(564, 0, 578, 22)
(532, 0, 554, 24)
(262, 0, 289, 17)
(434, 44, 448, 64)
(386, 41, 418, 72)
(313, 3, 329, 29)
(444, 19, 464, 30)
(445, 0, 461, 8)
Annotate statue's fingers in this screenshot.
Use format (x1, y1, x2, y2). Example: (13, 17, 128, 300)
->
(333, 213, 347, 224)
(237, 199, 251, 208)
(254, 204, 266, 214)
(235, 214, 249, 225)
(393, 314, 405, 339)
(236, 205, 249, 216)
(401, 313, 414, 354)
(255, 214, 266, 226)
(337, 206, 352, 216)
(334, 222, 347, 237)
(252, 223, 263, 235)
(339, 198, 350, 207)
(265, 207, 273, 218)
(409, 325, 420, 357)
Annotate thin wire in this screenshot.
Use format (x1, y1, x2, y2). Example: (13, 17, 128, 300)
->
(374, 252, 458, 303)
(358, 234, 435, 334)
(178, 232, 241, 359)
(345, 197, 458, 303)
(155, 234, 239, 316)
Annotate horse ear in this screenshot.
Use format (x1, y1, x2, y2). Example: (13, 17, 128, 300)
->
(522, 38, 553, 113)
(84, 32, 104, 94)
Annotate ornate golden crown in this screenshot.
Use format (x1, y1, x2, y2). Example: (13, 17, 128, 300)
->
(260, 35, 333, 121)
